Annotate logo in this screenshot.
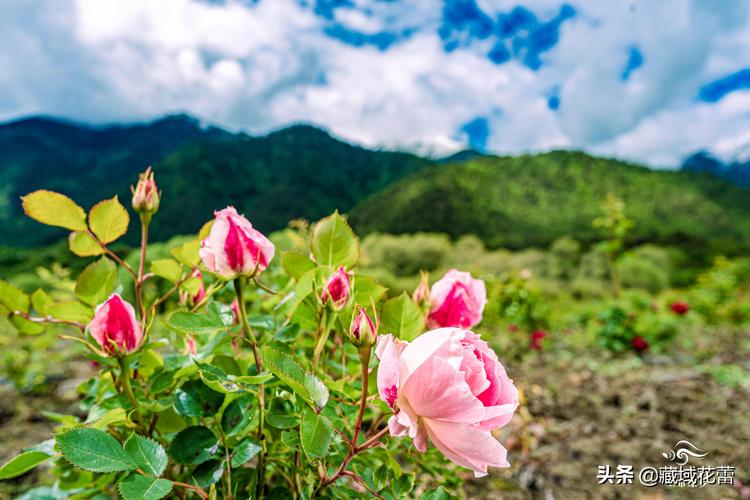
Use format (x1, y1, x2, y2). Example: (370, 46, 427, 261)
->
(662, 440, 708, 465)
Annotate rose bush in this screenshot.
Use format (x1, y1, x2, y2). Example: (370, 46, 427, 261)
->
(0, 171, 519, 499)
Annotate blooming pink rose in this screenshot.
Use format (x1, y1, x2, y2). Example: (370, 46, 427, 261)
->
(89, 294, 143, 356)
(321, 266, 351, 311)
(427, 269, 487, 329)
(200, 207, 275, 279)
(376, 328, 519, 477)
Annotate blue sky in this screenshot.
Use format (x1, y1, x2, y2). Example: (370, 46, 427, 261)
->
(1, 0, 749, 167)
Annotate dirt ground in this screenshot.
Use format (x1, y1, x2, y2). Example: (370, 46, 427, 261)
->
(1, 346, 748, 499)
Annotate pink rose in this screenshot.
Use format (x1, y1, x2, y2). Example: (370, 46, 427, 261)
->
(200, 207, 275, 279)
(320, 266, 351, 311)
(89, 294, 143, 356)
(131, 166, 160, 215)
(350, 306, 376, 347)
(427, 269, 487, 329)
(376, 328, 518, 477)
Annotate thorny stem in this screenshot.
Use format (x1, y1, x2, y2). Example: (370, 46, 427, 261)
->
(233, 277, 266, 500)
(12, 311, 86, 332)
(312, 308, 328, 370)
(135, 215, 149, 323)
(352, 348, 370, 447)
(89, 230, 137, 280)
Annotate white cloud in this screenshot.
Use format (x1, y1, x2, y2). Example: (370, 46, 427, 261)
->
(0, 0, 749, 166)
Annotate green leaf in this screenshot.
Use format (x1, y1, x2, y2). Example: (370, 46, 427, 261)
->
(21, 190, 87, 231)
(281, 252, 316, 280)
(48, 301, 93, 322)
(75, 257, 116, 306)
(31, 289, 53, 316)
(10, 315, 44, 335)
(167, 311, 227, 334)
(88, 196, 129, 244)
(353, 274, 387, 305)
(304, 373, 329, 411)
(168, 426, 218, 465)
(124, 434, 168, 477)
(231, 438, 261, 468)
(0, 451, 52, 480)
(299, 410, 333, 460)
(273, 323, 301, 343)
(192, 460, 224, 488)
(260, 346, 311, 404)
(173, 380, 225, 418)
(0, 279, 29, 313)
(221, 395, 256, 436)
(311, 211, 359, 268)
(151, 259, 184, 283)
(380, 292, 424, 341)
(56, 427, 136, 473)
(171, 239, 201, 268)
(267, 398, 299, 430)
(393, 474, 415, 496)
(421, 486, 453, 499)
(194, 360, 271, 394)
(118, 475, 173, 500)
(69, 231, 105, 257)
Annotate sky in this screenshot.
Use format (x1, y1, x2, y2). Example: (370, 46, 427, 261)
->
(1, 0, 749, 167)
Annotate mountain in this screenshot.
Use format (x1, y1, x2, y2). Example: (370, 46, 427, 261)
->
(0, 115, 430, 246)
(682, 151, 750, 187)
(349, 151, 750, 253)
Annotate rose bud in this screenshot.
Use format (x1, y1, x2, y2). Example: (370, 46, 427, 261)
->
(350, 306, 377, 347)
(670, 301, 690, 315)
(200, 206, 275, 280)
(320, 266, 351, 311)
(88, 294, 143, 356)
(427, 269, 487, 329)
(186, 336, 197, 355)
(412, 271, 430, 306)
(230, 299, 241, 324)
(530, 330, 546, 350)
(131, 166, 160, 216)
(376, 328, 519, 477)
(179, 268, 206, 306)
(631, 336, 649, 352)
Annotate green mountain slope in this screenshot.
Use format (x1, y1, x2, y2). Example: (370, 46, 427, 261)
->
(349, 151, 750, 252)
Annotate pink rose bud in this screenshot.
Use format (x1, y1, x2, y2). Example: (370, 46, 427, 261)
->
(350, 306, 377, 347)
(631, 336, 649, 352)
(186, 336, 197, 355)
(231, 299, 241, 324)
(320, 266, 351, 311)
(530, 330, 546, 350)
(376, 328, 519, 477)
(131, 166, 160, 215)
(427, 269, 487, 329)
(670, 301, 690, 315)
(180, 268, 206, 306)
(200, 206, 275, 280)
(88, 294, 143, 356)
(412, 271, 430, 306)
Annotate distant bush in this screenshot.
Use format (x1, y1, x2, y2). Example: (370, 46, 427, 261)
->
(361, 232, 451, 276)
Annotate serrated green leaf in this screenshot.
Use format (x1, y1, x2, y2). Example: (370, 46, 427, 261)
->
(393, 474, 415, 496)
(56, 428, 136, 473)
(0, 451, 52, 480)
(47, 301, 93, 322)
(304, 373, 329, 411)
(31, 289, 52, 316)
(10, 315, 44, 335)
(260, 346, 310, 404)
(300, 410, 333, 460)
(151, 259, 183, 283)
(89, 196, 129, 244)
(311, 211, 359, 268)
(353, 274, 387, 305)
(69, 231, 105, 257)
(267, 398, 299, 430)
(21, 190, 87, 231)
(231, 438, 261, 468)
(273, 323, 301, 343)
(421, 486, 453, 500)
(124, 434, 168, 477)
(118, 475, 173, 500)
(167, 311, 227, 334)
(380, 292, 424, 341)
(173, 380, 225, 417)
(170, 239, 201, 268)
(194, 360, 271, 394)
(281, 252, 316, 280)
(168, 426, 218, 465)
(0, 279, 29, 313)
(75, 257, 116, 306)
